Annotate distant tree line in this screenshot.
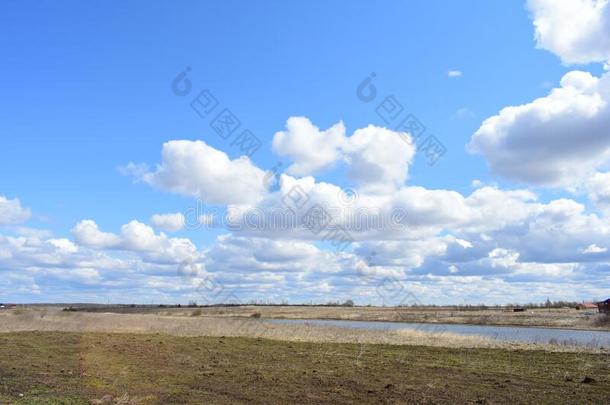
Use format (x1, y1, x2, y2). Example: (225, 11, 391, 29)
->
(64, 299, 587, 311)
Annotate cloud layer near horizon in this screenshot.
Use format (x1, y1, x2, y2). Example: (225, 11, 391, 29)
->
(2, 114, 610, 305)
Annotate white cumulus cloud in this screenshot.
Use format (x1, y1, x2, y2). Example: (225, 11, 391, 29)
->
(272, 117, 347, 175)
(126, 140, 267, 205)
(0, 195, 31, 226)
(272, 117, 415, 192)
(528, 0, 610, 64)
(150, 213, 185, 232)
(72, 219, 199, 264)
(72, 220, 121, 249)
(582, 243, 608, 253)
(470, 70, 610, 186)
(586, 172, 610, 215)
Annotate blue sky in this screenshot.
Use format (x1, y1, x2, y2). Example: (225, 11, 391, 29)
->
(1, 0, 610, 304)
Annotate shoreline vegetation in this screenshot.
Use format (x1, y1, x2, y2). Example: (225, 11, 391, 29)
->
(1, 308, 608, 353)
(38, 303, 610, 332)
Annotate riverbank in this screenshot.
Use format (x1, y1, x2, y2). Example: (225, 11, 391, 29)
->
(1, 331, 609, 404)
(52, 304, 610, 331)
(1, 309, 607, 352)
(198, 305, 610, 331)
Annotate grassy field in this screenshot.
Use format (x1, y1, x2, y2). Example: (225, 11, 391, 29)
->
(48, 304, 610, 331)
(2, 309, 604, 352)
(0, 331, 609, 404)
(182, 305, 610, 330)
(0, 310, 507, 352)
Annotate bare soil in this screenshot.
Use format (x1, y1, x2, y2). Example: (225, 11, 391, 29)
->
(1, 331, 609, 404)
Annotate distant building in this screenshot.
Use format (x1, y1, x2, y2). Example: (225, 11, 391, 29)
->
(596, 299, 610, 314)
(576, 302, 598, 310)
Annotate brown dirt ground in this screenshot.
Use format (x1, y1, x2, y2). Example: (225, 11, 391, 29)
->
(0, 331, 609, 404)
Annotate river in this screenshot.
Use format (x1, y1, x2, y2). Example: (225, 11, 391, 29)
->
(268, 318, 610, 348)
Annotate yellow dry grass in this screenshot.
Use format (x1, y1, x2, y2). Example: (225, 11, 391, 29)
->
(0, 308, 604, 353)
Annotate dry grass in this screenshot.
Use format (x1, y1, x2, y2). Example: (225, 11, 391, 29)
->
(179, 305, 610, 330)
(0, 309, 604, 353)
(64, 304, 610, 330)
(594, 313, 610, 327)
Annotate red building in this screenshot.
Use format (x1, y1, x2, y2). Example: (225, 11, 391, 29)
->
(576, 302, 598, 310)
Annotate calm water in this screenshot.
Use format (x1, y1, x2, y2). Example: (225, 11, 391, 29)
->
(268, 318, 610, 348)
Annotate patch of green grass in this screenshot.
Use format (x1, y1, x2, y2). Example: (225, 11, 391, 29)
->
(0, 331, 609, 404)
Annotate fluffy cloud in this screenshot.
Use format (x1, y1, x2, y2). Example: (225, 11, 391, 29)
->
(487, 248, 577, 279)
(0, 195, 31, 226)
(206, 235, 335, 274)
(528, 0, 610, 64)
(230, 172, 542, 244)
(202, 234, 407, 303)
(42, 124, 610, 303)
(582, 243, 608, 253)
(342, 125, 416, 192)
(0, 232, 125, 273)
(586, 172, 610, 214)
(120, 220, 199, 263)
(47, 238, 78, 254)
(6, 104, 610, 303)
(272, 117, 415, 192)
(150, 213, 185, 232)
(72, 219, 199, 264)
(466, 198, 610, 264)
(125, 140, 267, 205)
(3, 186, 610, 304)
(72, 220, 121, 249)
(230, 175, 610, 272)
(471, 1, 610, 187)
(0, 227, 206, 302)
(272, 117, 347, 175)
(470, 70, 610, 186)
